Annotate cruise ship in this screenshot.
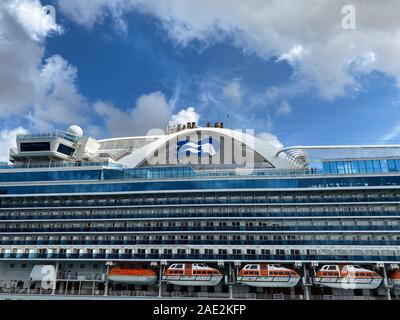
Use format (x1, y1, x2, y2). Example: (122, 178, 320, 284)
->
(0, 122, 400, 300)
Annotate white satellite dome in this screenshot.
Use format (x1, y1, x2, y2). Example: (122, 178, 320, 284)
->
(67, 125, 83, 138)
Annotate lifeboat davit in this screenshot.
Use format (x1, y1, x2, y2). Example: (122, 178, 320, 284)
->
(236, 264, 300, 288)
(162, 263, 223, 286)
(108, 267, 157, 285)
(314, 265, 382, 289)
(390, 270, 400, 287)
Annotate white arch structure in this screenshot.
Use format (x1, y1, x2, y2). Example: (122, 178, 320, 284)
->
(98, 128, 301, 169)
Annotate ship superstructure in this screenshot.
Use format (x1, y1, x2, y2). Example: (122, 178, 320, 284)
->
(0, 123, 400, 300)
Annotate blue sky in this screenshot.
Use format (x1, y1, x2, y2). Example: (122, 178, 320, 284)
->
(1, 0, 400, 159)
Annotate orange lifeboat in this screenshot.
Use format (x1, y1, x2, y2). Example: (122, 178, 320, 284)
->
(314, 265, 382, 289)
(390, 270, 400, 287)
(108, 267, 157, 285)
(162, 263, 223, 286)
(236, 264, 300, 287)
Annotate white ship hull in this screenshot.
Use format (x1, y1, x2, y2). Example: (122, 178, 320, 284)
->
(162, 275, 223, 286)
(314, 277, 382, 289)
(237, 276, 300, 288)
(108, 275, 157, 285)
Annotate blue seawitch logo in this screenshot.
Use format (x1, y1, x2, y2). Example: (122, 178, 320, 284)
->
(177, 137, 220, 158)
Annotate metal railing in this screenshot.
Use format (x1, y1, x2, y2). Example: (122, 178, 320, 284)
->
(1, 195, 399, 209)
(0, 253, 399, 263)
(1, 210, 400, 221)
(17, 131, 79, 142)
(1, 225, 399, 233)
(2, 239, 399, 247)
(0, 288, 396, 300)
(0, 162, 122, 170)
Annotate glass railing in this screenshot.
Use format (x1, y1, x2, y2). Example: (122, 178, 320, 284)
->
(1, 162, 400, 179)
(106, 166, 400, 180)
(17, 130, 79, 142)
(0, 225, 399, 233)
(1, 239, 399, 246)
(0, 253, 398, 262)
(1, 174, 400, 195)
(1, 196, 399, 209)
(0, 161, 122, 170)
(0, 210, 399, 221)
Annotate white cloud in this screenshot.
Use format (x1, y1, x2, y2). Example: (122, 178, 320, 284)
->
(7, 0, 62, 41)
(381, 124, 400, 143)
(277, 45, 305, 63)
(94, 91, 173, 136)
(0, 0, 87, 131)
(0, 127, 28, 162)
(222, 79, 241, 104)
(57, 0, 400, 99)
(171, 107, 200, 125)
(28, 55, 89, 130)
(95, 94, 202, 137)
(256, 131, 283, 149)
(277, 100, 292, 115)
(350, 50, 377, 73)
(57, 0, 128, 31)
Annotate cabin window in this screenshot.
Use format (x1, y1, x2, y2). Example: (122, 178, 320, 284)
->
(20, 142, 50, 152)
(57, 144, 75, 156)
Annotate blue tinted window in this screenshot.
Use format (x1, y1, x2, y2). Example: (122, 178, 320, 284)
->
(322, 162, 331, 174)
(357, 160, 366, 173)
(366, 160, 374, 173)
(1, 175, 400, 195)
(329, 162, 338, 174)
(351, 161, 359, 173)
(372, 160, 381, 173)
(387, 159, 397, 172)
(380, 160, 389, 173)
(396, 160, 400, 171)
(337, 162, 345, 174)
(57, 144, 75, 156)
(0, 170, 101, 182)
(344, 161, 352, 174)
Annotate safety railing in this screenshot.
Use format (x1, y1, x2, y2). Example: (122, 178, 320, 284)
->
(1, 239, 399, 247)
(1, 210, 400, 221)
(0, 288, 396, 300)
(1, 195, 399, 209)
(0, 253, 399, 262)
(0, 225, 399, 233)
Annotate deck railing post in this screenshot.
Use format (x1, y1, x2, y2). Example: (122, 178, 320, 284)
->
(104, 261, 112, 296)
(158, 262, 165, 298)
(302, 264, 310, 300)
(52, 262, 59, 295)
(229, 263, 233, 299)
(382, 265, 391, 301)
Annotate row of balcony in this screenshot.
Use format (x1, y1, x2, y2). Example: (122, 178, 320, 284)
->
(1, 196, 400, 209)
(0, 210, 400, 221)
(0, 253, 399, 262)
(0, 239, 399, 246)
(1, 225, 400, 233)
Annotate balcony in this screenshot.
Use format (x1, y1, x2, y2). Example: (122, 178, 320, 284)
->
(0, 253, 398, 263)
(1, 224, 399, 233)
